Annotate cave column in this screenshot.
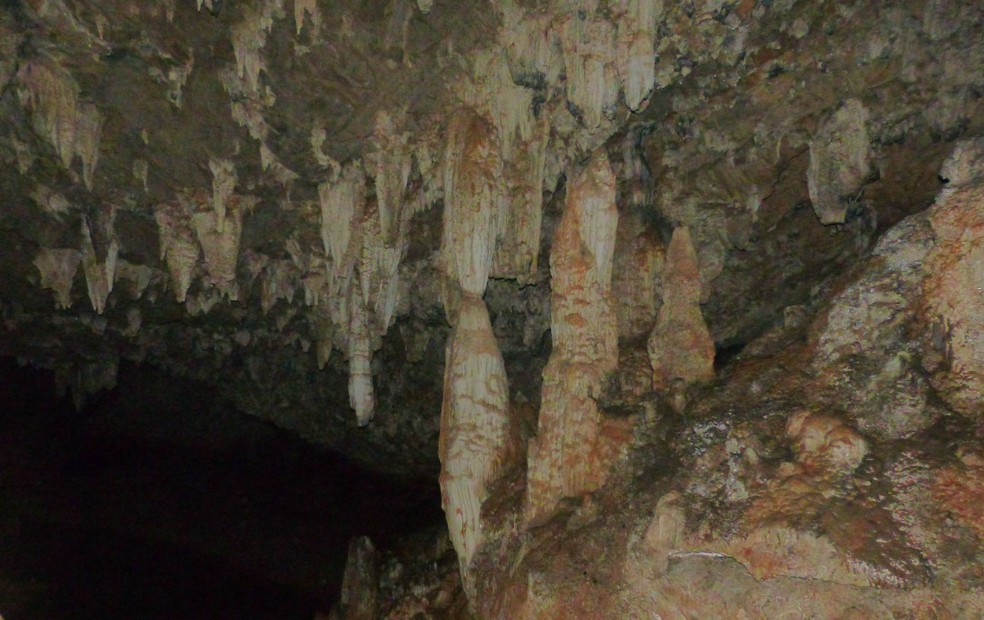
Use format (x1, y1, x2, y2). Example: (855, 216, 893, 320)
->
(438, 108, 520, 598)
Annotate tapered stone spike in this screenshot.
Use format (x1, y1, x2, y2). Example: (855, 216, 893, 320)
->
(647, 226, 715, 391)
(525, 149, 620, 526)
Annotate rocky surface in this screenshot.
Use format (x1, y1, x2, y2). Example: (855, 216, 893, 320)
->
(2, 0, 984, 617)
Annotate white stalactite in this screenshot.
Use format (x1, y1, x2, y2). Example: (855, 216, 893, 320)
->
(372, 111, 412, 246)
(559, 10, 620, 129)
(75, 102, 103, 190)
(153, 201, 200, 303)
(615, 0, 659, 111)
(17, 57, 79, 170)
(347, 280, 375, 427)
(188, 191, 254, 301)
(80, 209, 119, 315)
(208, 157, 237, 232)
(33, 248, 82, 309)
(441, 109, 504, 310)
(319, 162, 366, 277)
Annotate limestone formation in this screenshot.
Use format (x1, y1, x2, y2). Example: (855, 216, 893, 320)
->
(807, 99, 875, 225)
(33, 248, 82, 309)
(647, 226, 715, 391)
(153, 201, 200, 304)
(526, 150, 619, 526)
(79, 210, 119, 315)
(919, 141, 984, 417)
(438, 108, 517, 592)
(2, 1, 984, 617)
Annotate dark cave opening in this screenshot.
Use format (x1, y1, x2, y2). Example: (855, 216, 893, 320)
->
(0, 357, 444, 620)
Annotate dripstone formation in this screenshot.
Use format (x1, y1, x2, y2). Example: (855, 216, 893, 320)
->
(2, 0, 984, 617)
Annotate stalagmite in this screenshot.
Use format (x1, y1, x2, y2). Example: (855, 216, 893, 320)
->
(153, 201, 200, 303)
(336, 537, 379, 620)
(525, 150, 619, 526)
(439, 296, 515, 586)
(647, 226, 715, 390)
(438, 108, 518, 595)
(33, 248, 82, 309)
(79, 209, 119, 315)
(807, 99, 874, 225)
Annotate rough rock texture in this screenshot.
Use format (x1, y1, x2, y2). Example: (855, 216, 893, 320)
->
(2, 0, 984, 617)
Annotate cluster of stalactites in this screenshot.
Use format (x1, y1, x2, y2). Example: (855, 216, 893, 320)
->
(16, 55, 104, 190)
(524, 149, 619, 526)
(311, 154, 412, 427)
(153, 186, 254, 305)
(32, 204, 119, 314)
(438, 108, 519, 596)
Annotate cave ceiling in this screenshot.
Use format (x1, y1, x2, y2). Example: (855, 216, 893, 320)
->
(1, 0, 982, 477)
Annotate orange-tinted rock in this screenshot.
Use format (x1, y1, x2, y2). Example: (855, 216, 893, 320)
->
(647, 226, 715, 390)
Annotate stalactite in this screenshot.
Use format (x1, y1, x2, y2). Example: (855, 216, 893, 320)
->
(559, 10, 620, 129)
(371, 111, 412, 246)
(75, 102, 103, 190)
(229, 1, 285, 96)
(614, 0, 658, 111)
(807, 99, 874, 225)
(153, 201, 200, 303)
(613, 209, 665, 341)
(293, 0, 321, 35)
(260, 258, 298, 315)
(33, 248, 82, 309)
(647, 226, 715, 391)
(525, 149, 619, 526)
(347, 279, 375, 427)
(208, 157, 237, 232)
(17, 56, 79, 170)
(319, 162, 366, 277)
(80, 208, 119, 315)
(441, 109, 504, 312)
(187, 190, 255, 301)
(492, 114, 549, 280)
